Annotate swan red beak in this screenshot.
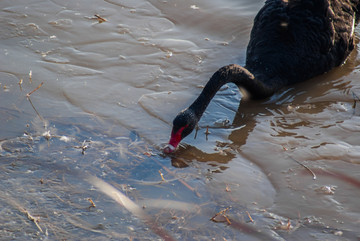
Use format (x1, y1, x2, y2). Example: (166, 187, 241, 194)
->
(163, 135, 181, 154)
(163, 126, 187, 154)
(163, 143, 176, 154)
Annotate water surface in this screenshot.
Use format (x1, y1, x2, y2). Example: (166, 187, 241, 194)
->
(1, 0, 360, 240)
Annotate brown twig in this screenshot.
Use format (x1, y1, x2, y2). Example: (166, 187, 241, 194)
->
(158, 170, 165, 182)
(87, 198, 96, 209)
(246, 211, 254, 223)
(211, 207, 231, 225)
(26, 82, 44, 97)
(93, 14, 107, 23)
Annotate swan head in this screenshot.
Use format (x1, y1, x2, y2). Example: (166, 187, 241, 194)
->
(163, 109, 198, 153)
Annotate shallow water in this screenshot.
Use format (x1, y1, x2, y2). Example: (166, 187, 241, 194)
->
(1, 0, 360, 240)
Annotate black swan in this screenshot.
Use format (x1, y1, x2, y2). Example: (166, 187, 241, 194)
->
(164, 0, 360, 153)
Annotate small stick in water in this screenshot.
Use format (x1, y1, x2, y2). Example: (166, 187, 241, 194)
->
(246, 211, 254, 223)
(211, 207, 231, 225)
(29, 70, 32, 83)
(18, 78, 23, 91)
(27, 96, 44, 122)
(205, 126, 210, 140)
(290, 157, 317, 180)
(24, 209, 43, 233)
(158, 170, 165, 182)
(194, 124, 199, 139)
(94, 14, 107, 23)
(88, 198, 96, 209)
(27, 82, 44, 97)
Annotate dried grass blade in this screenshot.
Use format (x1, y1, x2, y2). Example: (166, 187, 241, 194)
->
(290, 157, 316, 180)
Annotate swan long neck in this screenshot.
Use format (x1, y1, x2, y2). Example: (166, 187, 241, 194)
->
(189, 64, 273, 119)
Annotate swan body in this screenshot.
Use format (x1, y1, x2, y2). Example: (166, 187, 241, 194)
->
(164, 0, 360, 153)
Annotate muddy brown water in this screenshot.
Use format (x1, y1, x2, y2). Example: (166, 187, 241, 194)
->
(1, 0, 360, 240)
